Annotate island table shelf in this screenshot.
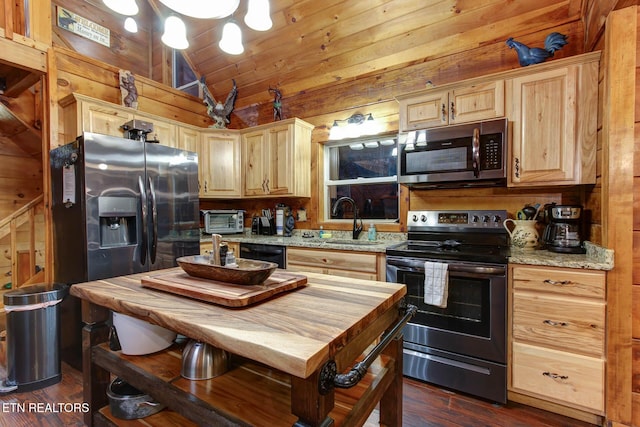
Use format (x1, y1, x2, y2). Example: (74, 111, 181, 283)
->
(70, 269, 407, 426)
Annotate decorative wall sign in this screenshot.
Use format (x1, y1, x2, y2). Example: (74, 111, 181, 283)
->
(56, 6, 110, 48)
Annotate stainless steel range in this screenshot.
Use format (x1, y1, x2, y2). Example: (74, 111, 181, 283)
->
(386, 210, 508, 403)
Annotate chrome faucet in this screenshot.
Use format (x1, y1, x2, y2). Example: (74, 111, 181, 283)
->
(331, 196, 363, 240)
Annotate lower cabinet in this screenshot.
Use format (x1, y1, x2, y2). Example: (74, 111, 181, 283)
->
(286, 247, 386, 281)
(508, 264, 606, 418)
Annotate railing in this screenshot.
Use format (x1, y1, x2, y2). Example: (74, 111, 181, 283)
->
(0, 194, 45, 296)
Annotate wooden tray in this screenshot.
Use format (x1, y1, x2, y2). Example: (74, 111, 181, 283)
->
(140, 270, 307, 307)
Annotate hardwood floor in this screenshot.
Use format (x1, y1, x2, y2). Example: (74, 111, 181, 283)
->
(0, 362, 596, 427)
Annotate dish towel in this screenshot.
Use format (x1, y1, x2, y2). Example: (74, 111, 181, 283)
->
(423, 261, 449, 308)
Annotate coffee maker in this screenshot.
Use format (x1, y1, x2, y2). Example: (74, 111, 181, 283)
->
(542, 204, 586, 254)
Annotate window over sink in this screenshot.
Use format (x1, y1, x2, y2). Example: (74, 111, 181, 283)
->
(323, 134, 399, 222)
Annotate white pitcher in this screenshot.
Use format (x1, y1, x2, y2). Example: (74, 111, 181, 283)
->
(503, 219, 539, 250)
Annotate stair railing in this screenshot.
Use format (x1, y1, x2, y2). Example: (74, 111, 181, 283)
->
(0, 194, 45, 291)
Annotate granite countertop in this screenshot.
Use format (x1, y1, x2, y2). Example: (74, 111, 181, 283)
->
(201, 229, 406, 253)
(201, 230, 615, 270)
(508, 241, 614, 271)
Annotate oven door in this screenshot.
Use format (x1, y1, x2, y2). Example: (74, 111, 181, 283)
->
(386, 255, 506, 364)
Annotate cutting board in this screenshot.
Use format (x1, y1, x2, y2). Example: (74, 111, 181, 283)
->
(140, 270, 307, 307)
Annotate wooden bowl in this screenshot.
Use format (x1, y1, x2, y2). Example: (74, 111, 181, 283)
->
(176, 255, 278, 286)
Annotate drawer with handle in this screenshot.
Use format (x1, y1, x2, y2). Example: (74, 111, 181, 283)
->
(511, 342, 604, 413)
(511, 265, 605, 299)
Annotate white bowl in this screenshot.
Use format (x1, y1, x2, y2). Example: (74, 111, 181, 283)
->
(112, 312, 176, 355)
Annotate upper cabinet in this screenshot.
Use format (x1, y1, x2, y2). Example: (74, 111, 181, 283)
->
(60, 94, 131, 143)
(506, 56, 599, 187)
(200, 130, 242, 199)
(395, 52, 600, 188)
(397, 81, 505, 131)
(241, 118, 314, 198)
(59, 94, 315, 199)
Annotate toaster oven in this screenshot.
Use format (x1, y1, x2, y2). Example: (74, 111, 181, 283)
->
(202, 210, 244, 234)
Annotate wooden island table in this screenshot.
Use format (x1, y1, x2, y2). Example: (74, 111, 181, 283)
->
(69, 268, 408, 426)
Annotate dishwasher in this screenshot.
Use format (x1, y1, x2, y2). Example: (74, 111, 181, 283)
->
(239, 243, 286, 268)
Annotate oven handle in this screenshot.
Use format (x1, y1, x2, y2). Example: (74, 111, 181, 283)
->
(386, 257, 505, 276)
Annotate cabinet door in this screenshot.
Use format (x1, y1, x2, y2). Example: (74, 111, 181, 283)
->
(507, 66, 578, 186)
(140, 116, 177, 147)
(242, 130, 268, 196)
(81, 102, 131, 137)
(449, 81, 504, 124)
(267, 123, 294, 196)
(200, 132, 241, 198)
(399, 91, 448, 131)
(177, 127, 202, 194)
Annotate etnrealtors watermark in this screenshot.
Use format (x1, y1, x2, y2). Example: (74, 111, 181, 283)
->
(2, 401, 89, 413)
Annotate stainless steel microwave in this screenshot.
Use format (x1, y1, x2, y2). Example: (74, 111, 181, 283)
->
(202, 210, 244, 234)
(398, 118, 507, 188)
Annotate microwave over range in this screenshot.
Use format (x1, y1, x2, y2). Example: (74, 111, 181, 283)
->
(398, 118, 507, 188)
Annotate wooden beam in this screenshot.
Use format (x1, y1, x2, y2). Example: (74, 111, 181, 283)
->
(602, 6, 636, 426)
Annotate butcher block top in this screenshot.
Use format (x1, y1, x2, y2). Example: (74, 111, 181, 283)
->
(69, 268, 406, 379)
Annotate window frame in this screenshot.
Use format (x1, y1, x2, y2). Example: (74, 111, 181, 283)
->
(322, 133, 399, 223)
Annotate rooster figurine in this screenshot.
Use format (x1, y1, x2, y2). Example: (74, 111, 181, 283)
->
(506, 32, 568, 67)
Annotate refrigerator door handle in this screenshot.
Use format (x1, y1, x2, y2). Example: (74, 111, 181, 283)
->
(138, 176, 148, 265)
(148, 176, 158, 264)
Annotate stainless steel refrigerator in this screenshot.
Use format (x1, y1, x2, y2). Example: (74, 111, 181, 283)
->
(50, 132, 200, 369)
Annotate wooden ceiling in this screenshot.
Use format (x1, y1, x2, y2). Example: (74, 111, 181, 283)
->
(153, 0, 587, 113)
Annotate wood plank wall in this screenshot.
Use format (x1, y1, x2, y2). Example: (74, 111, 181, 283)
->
(51, 47, 210, 150)
(632, 7, 640, 427)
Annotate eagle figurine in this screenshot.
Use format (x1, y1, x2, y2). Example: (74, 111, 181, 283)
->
(200, 77, 238, 128)
(506, 32, 568, 67)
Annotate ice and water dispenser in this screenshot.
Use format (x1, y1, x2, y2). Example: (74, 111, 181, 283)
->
(99, 196, 137, 247)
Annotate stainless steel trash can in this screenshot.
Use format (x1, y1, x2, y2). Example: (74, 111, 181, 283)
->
(2, 283, 68, 392)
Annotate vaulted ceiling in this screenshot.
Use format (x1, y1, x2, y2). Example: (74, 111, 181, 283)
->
(156, 0, 588, 112)
(52, 0, 591, 129)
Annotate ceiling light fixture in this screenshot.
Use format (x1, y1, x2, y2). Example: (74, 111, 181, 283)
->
(329, 113, 380, 140)
(103, 0, 138, 16)
(245, 0, 273, 31)
(152, 0, 272, 54)
(219, 20, 244, 55)
(161, 15, 189, 50)
(124, 17, 138, 33)
(158, 0, 240, 19)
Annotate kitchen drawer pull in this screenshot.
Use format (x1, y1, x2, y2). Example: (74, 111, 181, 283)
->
(441, 103, 446, 121)
(543, 319, 568, 327)
(543, 279, 572, 286)
(318, 303, 417, 395)
(542, 371, 569, 381)
(450, 102, 455, 120)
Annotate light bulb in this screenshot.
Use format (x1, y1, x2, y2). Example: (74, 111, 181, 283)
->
(161, 15, 189, 50)
(219, 21, 244, 55)
(124, 17, 138, 33)
(103, 0, 138, 16)
(245, 0, 273, 31)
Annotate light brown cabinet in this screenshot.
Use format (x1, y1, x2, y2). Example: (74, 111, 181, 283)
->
(508, 264, 606, 416)
(199, 130, 242, 198)
(397, 80, 505, 131)
(395, 52, 600, 188)
(133, 112, 178, 147)
(506, 55, 598, 187)
(286, 247, 386, 281)
(60, 94, 132, 143)
(241, 118, 314, 197)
